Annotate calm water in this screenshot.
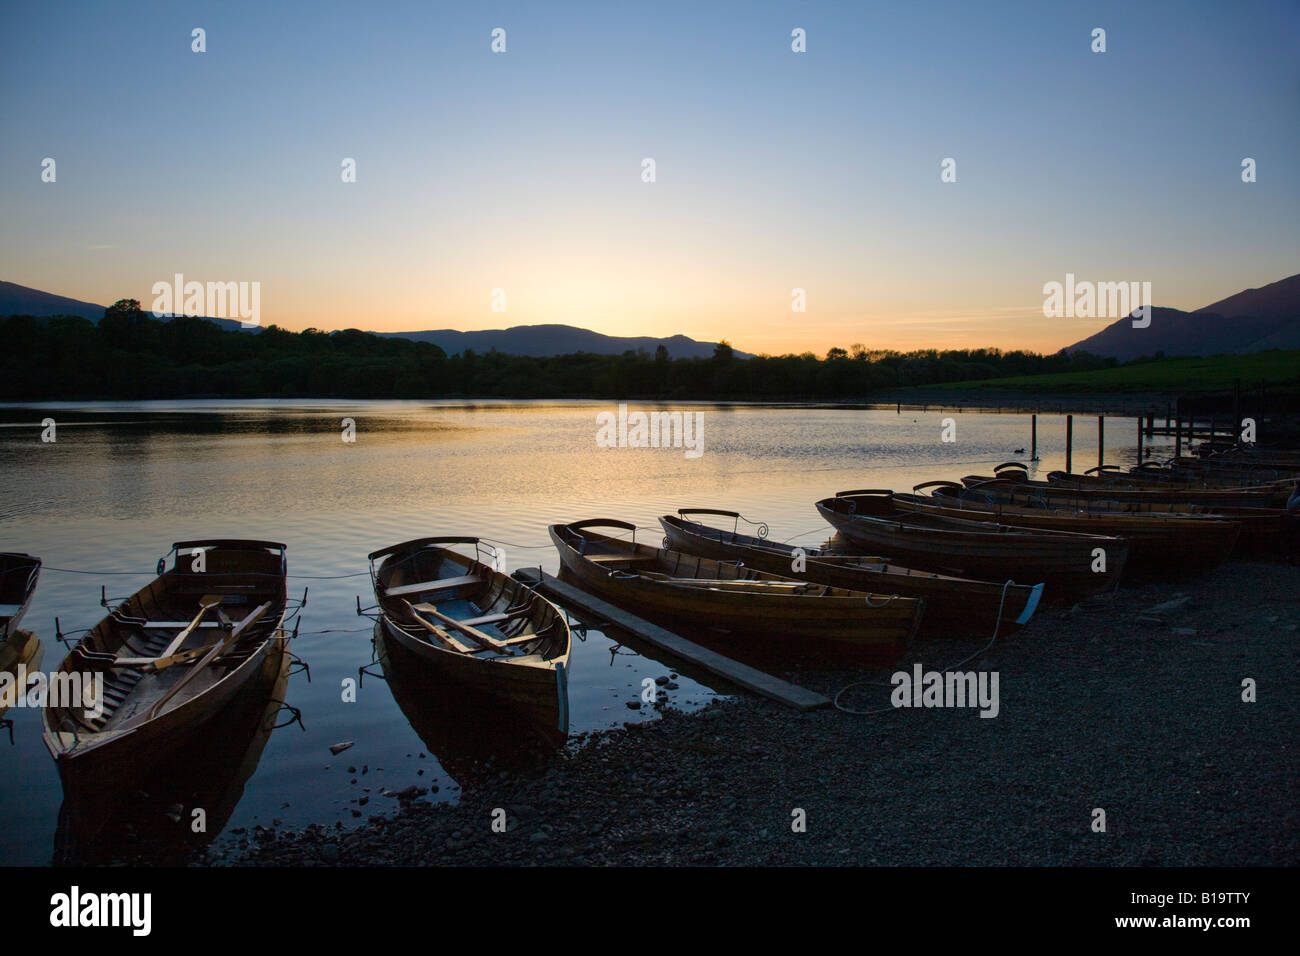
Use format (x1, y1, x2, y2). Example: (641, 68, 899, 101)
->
(0, 400, 1159, 865)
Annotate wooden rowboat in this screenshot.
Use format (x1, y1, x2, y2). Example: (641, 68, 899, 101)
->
(550, 519, 923, 658)
(43, 540, 290, 808)
(970, 464, 1291, 507)
(0, 552, 41, 642)
(815, 491, 1127, 599)
(1048, 464, 1299, 493)
(54, 636, 292, 858)
(659, 510, 1043, 636)
(903, 484, 1240, 575)
(372, 622, 565, 786)
(369, 537, 571, 734)
(1108, 460, 1300, 487)
(948, 479, 1287, 554)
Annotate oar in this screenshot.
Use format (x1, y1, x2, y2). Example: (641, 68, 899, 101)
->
(122, 602, 271, 728)
(410, 602, 509, 652)
(400, 600, 479, 654)
(152, 594, 222, 661)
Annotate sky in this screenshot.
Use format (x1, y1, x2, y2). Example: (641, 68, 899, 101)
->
(2, 0, 1297, 356)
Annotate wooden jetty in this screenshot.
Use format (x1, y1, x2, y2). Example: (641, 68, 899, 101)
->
(513, 567, 831, 712)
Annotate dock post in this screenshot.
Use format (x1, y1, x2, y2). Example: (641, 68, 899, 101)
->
(1030, 414, 1038, 460)
(1145, 413, 1153, 437)
(1097, 415, 1104, 469)
(1065, 414, 1073, 473)
(1233, 379, 1241, 444)
(1174, 415, 1182, 458)
(1136, 416, 1143, 464)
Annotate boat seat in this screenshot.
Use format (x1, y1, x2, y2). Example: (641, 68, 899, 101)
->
(385, 575, 482, 598)
(118, 620, 224, 630)
(585, 554, 658, 565)
(458, 608, 531, 627)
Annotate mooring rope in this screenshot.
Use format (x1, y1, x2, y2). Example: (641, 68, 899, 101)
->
(832, 578, 1014, 716)
(38, 565, 369, 580)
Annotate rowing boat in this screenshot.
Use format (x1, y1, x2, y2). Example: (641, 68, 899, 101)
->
(551, 519, 923, 656)
(659, 510, 1043, 635)
(970, 464, 1291, 507)
(815, 491, 1127, 599)
(948, 479, 1287, 553)
(369, 537, 571, 733)
(903, 484, 1240, 575)
(372, 621, 565, 785)
(54, 635, 292, 858)
(1047, 464, 1299, 492)
(0, 552, 41, 642)
(43, 540, 290, 807)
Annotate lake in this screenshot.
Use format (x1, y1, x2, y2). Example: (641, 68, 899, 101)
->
(0, 399, 1156, 864)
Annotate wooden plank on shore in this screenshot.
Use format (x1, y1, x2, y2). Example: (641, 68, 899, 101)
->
(513, 568, 831, 712)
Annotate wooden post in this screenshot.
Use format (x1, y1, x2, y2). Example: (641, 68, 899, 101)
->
(1030, 414, 1038, 461)
(1098, 415, 1105, 470)
(1136, 417, 1143, 464)
(1233, 379, 1241, 443)
(1145, 413, 1153, 437)
(1065, 415, 1073, 474)
(1175, 415, 1182, 458)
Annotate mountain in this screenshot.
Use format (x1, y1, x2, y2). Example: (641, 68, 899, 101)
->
(2, 282, 744, 357)
(0, 281, 107, 321)
(1197, 273, 1300, 323)
(0, 280, 255, 332)
(374, 324, 749, 358)
(1063, 273, 1300, 361)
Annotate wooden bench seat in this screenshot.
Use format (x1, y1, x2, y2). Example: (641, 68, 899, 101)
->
(385, 574, 482, 598)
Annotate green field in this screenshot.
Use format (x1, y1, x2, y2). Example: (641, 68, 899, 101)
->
(919, 350, 1300, 393)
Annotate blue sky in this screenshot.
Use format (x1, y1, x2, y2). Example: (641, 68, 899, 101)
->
(2, 0, 1297, 353)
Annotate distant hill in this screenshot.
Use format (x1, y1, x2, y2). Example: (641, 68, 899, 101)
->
(2, 282, 742, 356)
(0, 281, 107, 321)
(1063, 273, 1300, 361)
(374, 324, 749, 359)
(1197, 273, 1300, 322)
(0, 280, 255, 332)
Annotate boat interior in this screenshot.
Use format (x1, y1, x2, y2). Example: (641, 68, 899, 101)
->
(372, 539, 563, 660)
(52, 542, 287, 740)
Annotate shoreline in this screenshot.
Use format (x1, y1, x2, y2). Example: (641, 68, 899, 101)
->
(226, 558, 1300, 867)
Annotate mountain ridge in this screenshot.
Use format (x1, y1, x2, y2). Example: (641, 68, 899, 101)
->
(1062, 272, 1300, 361)
(0, 281, 744, 358)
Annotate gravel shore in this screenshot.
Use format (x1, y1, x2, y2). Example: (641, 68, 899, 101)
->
(231, 559, 1299, 867)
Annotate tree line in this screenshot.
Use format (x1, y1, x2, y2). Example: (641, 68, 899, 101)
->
(0, 299, 1119, 401)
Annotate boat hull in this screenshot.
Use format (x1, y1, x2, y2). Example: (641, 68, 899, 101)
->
(658, 514, 1043, 636)
(900, 492, 1240, 575)
(370, 537, 570, 735)
(550, 522, 922, 659)
(816, 493, 1127, 600)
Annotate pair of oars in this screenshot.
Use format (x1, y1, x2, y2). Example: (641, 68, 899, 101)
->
(116, 601, 272, 729)
(402, 600, 509, 654)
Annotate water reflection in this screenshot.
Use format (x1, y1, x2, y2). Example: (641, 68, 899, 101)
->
(53, 639, 295, 865)
(1, 631, 43, 737)
(371, 624, 565, 791)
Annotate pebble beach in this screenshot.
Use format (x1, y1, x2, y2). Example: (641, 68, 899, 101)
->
(229, 558, 1299, 867)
